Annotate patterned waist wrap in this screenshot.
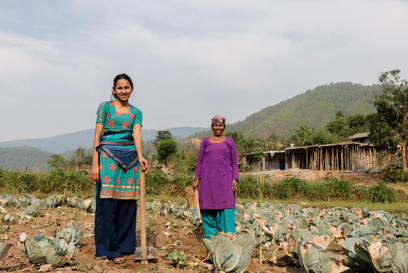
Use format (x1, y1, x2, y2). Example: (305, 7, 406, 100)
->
(96, 132, 139, 172)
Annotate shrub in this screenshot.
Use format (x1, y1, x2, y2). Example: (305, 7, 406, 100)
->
(383, 170, 408, 183)
(325, 178, 354, 200)
(0, 168, 92, 195)
(145, 170, 169, 195)
(309, 183, 329, 201)
(370, 181, 396, 203)
(238, 176, 272, 198)
(274, 177, 309, 199)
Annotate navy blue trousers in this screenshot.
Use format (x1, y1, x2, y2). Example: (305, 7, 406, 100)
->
(94, 183, 137, 257)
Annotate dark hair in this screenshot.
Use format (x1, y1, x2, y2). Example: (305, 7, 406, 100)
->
(112, 73, 134, 99)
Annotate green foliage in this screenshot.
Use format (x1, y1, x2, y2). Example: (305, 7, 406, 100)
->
(325, 178, 354, 200)
(274, 177, 310, 199)
(201, 230, 256, 273)
(236, 176, 397, 203)
(153, 130, 173, 147)
(326, 111, 350, 139)
(145, 171, 168, 195)
(170, 148, 198, 174)
(326, 111, 373, 141)
(164, 249, 188, 267)
(238, 176, 272, 198)
(221, 82, 378, 139)
(383, 170, 408, 183)
(291, 125, 314, 146)
(0, 168, 92, 195)
(0, 146, 51, 171)
(156, 139, 178, 163)
(371, 70, 408, 170)
(1, 169, 37, 194)
(47, 154, 66, 169)
(310, 130, 331, 145)
(66, 147, 92, 169)
(370, 181, 396, 203)
(145, 170, 193, 196)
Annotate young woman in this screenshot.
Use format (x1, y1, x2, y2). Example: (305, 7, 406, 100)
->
(192, 115, 239, 239)
(91, 73, 149, 263)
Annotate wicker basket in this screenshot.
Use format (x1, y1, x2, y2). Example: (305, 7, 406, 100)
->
(184, 186, 198, 208)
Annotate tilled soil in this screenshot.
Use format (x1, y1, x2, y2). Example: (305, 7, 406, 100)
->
(0, 205, 303, 273)
(1, 169, 387, 272)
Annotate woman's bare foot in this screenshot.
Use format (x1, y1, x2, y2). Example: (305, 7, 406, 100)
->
(112, 257, 125, 264)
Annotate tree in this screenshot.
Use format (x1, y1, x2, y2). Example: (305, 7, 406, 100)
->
(67, 147, 89, 168)
(326, 111, 349, 139)
(311, 130, 330, 145)
(347, 113, 367, 135)
(153, 130, 173, 147)
(47, 154, 66, 169)
(156, 139, 178, 163)
(371, 70, 408, 171)
(292, 125, 314, 146)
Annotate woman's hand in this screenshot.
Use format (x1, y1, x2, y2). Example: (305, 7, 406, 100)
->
(192, 179, 200, 190)
(139, 155, 149, 174)
(232, 179, 238, 192)
(91, 164, 100, 183)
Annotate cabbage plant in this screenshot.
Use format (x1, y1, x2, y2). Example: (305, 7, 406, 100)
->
(202, 230, 256, 273)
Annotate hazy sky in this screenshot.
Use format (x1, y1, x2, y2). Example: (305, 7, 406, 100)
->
(1, 0, 408, 142)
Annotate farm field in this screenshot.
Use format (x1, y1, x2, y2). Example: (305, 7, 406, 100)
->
(1, 169, 408, 272)
(1, 205, 304, 273)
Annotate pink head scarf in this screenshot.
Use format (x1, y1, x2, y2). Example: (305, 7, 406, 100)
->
(211, 115, 226, 126)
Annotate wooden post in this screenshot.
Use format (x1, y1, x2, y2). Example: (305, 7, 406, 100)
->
(306, 148, 309, 170)
(262, 157, 266, 171)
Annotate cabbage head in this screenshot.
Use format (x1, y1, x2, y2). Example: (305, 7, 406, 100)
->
(22, 235, 68, 268)
(202, 230, 256, 273)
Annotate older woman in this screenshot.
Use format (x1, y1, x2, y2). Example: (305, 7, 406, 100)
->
(192, 115, 239, 239)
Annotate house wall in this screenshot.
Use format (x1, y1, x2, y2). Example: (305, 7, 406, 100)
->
(242, 153, 289, 171)
(265, 154, 284, 170)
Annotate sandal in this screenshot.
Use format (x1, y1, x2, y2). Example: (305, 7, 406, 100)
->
(112, 257, 125, 264)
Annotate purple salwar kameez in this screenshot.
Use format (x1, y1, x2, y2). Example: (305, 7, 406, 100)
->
(195, 137, 239, 210)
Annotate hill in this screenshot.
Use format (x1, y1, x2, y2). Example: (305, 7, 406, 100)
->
(233, 82, 379, 137)
(193, 82, 379, 139)
(0, 127, 206, 154)
(0, 146, 51, 171)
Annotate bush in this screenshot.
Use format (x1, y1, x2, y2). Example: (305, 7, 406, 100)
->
(0, 168, 92, 195)
(370, 181, 396, 203)
(309, 183, 329, 201)
(324, 178, 354, 200)
(145, 171, 169, 195)
(383, 170, 408, 183)
(238, 176, 272, 198)
(274, 177, 309, 199)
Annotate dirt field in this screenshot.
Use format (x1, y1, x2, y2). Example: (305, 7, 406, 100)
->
(0, 170, 391, 272)
(0, 205, 306, 273)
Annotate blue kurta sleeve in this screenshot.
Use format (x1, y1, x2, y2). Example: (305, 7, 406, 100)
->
(132, 107, 143, 127)
(96, 102, 108, 125)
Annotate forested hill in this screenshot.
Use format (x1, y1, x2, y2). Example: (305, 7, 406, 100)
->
(0, 127, 206, 154)
(230, 82, 379, 138)
(0, 147, 50, 171)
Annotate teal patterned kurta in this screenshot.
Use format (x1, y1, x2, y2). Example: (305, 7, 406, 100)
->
(96, 101, 142, 200)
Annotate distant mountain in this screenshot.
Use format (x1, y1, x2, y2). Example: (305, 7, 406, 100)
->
(0, 82, 380, 171)
(0, 127, 206, 154)
(192, 82, 379, 139)
(0, 147, 51, 171)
